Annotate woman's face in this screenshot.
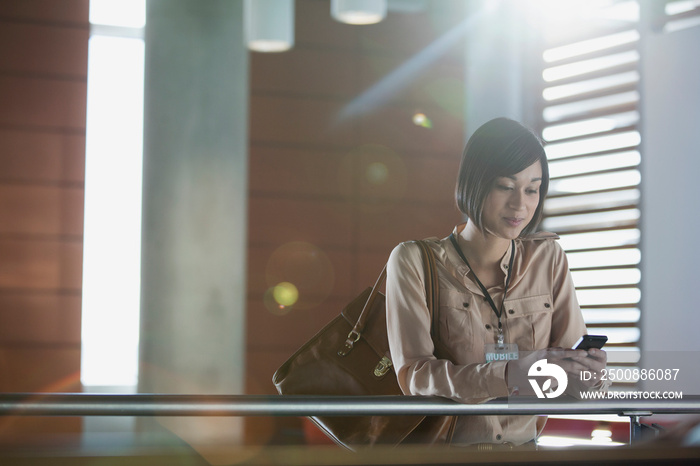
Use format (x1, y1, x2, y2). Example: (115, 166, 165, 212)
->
(481, 161, 543, 240)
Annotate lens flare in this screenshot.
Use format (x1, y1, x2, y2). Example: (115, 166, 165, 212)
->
(412, 112, 432, 128)
(264, 287, 290, 316)
(349, 144, 408, 208)
(273, 282, 299, 307)
(424, 76, 463, 118)
(265, 242, 335, 313)
(366, 162, 389, 185)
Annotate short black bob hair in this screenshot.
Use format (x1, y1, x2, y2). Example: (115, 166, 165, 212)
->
(455, 117, 549, 237)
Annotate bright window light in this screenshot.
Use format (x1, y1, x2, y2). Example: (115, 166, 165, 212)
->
(543, 72, 639, 102)
(595, 327, 641, 344)
(81, 1, 145, 387)
(543, 50, 639, 82)
(543, 112, 639, 141)
(548, 150, 640, 177)
(543, 91, 639, 122)
(90, 0, 145, 27)
(544, 117, 610, 139)
(665, 0, 700, 16)
(542, 208, 640, 231)
(581, 308, 641, 325)
(571, 268, 641, 287)
(543, 114, 617, 139)
(546, 131, 640, 160)
(576, 288, 641, 306)
(599, 0, 639, 22)
(543, 29, 639, 63)
(664, 14, 700, 32)
(557, 228, 640, 250)
(548, 414, 631, 423)
(538, 435, 625, 448)
(544, 189, 640, 216)
(601, 347, 641, 363)
(566, 248, 641, 269)
(549, 170, 641, 194)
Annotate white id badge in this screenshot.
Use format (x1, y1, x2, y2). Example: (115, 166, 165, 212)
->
(484, 343, 519, 362)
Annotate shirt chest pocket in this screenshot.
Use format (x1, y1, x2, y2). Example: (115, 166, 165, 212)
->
(437, 289, 483, 359)
(503, 294, 553, 351)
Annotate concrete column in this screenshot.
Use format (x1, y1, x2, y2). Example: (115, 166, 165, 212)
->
(636, 1, 700, 396)
(138, 0, 248, 449)
(463, 0, 528, 135)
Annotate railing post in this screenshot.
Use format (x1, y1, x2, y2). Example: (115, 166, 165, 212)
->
(623, 411, 653, 444)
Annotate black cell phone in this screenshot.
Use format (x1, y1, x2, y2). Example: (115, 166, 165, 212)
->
(572, 334, 607, 350)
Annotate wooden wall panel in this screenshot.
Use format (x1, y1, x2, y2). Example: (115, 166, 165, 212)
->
(0, 348, 81, 392)
(0, 190, 79, 239)
(0, 0, 87, 443)
(62, 134, 86, 181)
(0, 185, 63, 235)
(357, 3, 468, 59)
(356, 250, 394, 293)
(246, 1, 467, 444)
(357, 202, 462, 252)
(246, 297, 352, 352)
(0, 0, 89, 24)
(250, 48, 359, 97)
(358, 104, 464, 154)
(0, 22, 88, 77)
(250, 95, 356, 146)
(0, 130, 64, 181)
(61, 187, 84, 235)
(0, 238, 82, 291)
(359, 57, 465, 109)
(294, 0, 359, 49)
(0, 76, 86, 129)
(58, 240, 83, 290)
(0, 293, 81, 344)
(248, 146, 354, 198)
(245, 348, 287, 402)
(359, 14, 455, 55)
(0, 417, 83, 445)
(247, 245, 355, 300)
(397, 154, 461, 203)
(0, 239, 65, 290)
(0, 130, 85, 183)
(354, 150, 460, 203)
(248, 197, 355, 248)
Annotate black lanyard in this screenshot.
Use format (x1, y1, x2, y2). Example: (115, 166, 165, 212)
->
(449, 233, 515, 344)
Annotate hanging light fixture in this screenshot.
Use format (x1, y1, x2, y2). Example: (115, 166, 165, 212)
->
(244, 0, 294, 52)
(331, 0, 387, 25)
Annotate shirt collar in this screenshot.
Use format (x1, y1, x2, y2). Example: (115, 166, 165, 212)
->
(445, 223, 516, 290)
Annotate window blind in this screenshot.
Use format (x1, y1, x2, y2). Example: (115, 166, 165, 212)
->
(655, 0, 700, 32)
(536, 8, 642, 386)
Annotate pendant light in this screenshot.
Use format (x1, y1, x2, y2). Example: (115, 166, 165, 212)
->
(244, 0, 294, 52)
(331, 0, 387, 25)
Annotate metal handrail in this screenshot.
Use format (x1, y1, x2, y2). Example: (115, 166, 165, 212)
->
(1, 393, 699, 417)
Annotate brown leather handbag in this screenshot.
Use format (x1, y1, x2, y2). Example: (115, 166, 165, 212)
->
(272, 241, 456, 450)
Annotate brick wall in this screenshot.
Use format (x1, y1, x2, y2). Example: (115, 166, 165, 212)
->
(0, 0, 88, 443)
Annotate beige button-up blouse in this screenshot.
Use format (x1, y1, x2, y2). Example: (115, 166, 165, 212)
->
(386, 223, 588, 445)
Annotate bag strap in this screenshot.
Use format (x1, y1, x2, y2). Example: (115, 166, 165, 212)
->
(341, 241, 438, 354)
(415, 240, 440, 341)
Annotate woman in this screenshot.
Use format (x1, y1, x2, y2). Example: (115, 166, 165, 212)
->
(386, 117, 607, 448)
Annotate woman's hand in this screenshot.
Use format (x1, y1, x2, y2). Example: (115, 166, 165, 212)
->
(552, 347, 607, 390)
(506, 347, 608, 396)
(505, 348, 554, 396)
